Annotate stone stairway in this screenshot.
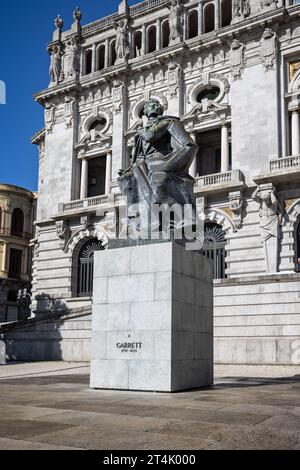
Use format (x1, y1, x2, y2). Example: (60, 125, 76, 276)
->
(0, 306, 93, 362)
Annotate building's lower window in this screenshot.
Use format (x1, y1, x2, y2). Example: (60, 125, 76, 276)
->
(202, 223, 227, 279)
(8, 248, 22, 279)
(196, 129, 231, 176)
(77, 239, 104, 296)
(88, 157, 107, 198)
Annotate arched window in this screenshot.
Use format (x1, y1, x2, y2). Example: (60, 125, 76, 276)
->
(221, 0, 232, 27)
(11, 208, 24, 237)
(148, 26, 157, 53)
(204, 4, 215, 34)
(133, 31, 142, 58)
(77, 238, 104, 296)
(97, 45, 105, 71)
(188, 10, 198, 39)
(110, 40, 116, 66)
(162, 21, 170, 48)
(196, 86, 221, 103)
(85, 50, 92, 75)
(202, 222, 226, 279)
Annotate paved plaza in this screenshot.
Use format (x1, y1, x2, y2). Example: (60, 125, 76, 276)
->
(0, 362, 300, 450)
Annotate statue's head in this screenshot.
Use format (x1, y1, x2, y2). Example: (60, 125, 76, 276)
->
(143, 99, 164, 118)
(260, 190, 271, 202)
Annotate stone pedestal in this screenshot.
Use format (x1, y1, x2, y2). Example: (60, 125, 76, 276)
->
(90, 242, 214, 392)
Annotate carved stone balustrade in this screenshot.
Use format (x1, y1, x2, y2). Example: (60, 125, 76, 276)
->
(254, 155, 300, 184)
(195, 169, 245, 195)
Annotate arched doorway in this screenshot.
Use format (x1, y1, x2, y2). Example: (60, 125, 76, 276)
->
(77, 238, 104, 296)
(202, 222, 226, 279)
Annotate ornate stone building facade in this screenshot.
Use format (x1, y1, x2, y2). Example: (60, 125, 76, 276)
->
(0, 184, 36, 323)
(6, 0, 300, 365)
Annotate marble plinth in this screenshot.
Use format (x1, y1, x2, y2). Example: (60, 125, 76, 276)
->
(90, 241, 213, 392)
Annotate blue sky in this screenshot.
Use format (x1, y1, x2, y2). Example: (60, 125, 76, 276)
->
(0, 0, 138, 192)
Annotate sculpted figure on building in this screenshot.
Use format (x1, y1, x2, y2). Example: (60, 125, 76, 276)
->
(252, 185, 282, 273)
(232, 0, 250, 23)
(73, 6, 82, 22)
(54, 14, 63, 30)
(114, 19, 130, 64)
(49, 44, 63, 85)
(168, 0, 182, 45)
(64, 37, 80, 80)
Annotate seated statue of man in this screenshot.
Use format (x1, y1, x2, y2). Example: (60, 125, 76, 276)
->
(118, 98, 198, 237)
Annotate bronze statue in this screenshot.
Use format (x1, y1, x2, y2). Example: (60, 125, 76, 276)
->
(118, 99, 198, 237)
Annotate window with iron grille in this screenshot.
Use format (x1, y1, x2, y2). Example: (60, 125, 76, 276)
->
(77, 239, 104, 296)
(202, 223, 226, 279)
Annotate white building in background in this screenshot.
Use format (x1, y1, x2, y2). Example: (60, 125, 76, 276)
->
(3, 0, 300, 367)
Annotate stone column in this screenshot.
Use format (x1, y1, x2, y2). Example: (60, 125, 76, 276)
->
(92, 44, 97, 73)
(198, 2, 203, 36)
(2, 241, 8, 274)
(221, 124, 230, 173)
(80, 158, 89, 200)
(189, 132, 197, 177)
(183, 8, 188, 41)
(142, 24, 146, 55)
(291, 109, 300, 156)
(214, 0, 220, 30)
(105, 152, 112, 195)
(105, 38, 109, 68)
(80, 50, 85, 75)
(156, 18, 161, 50)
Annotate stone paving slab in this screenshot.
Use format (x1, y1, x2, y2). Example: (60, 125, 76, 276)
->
(0, 362, 299, 450)
(0, 362, 89, 379)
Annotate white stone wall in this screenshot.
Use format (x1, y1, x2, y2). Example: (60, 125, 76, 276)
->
(231, 65, 280, 184)
(38, 123, 77, 221)
(214, 274, 300, 365)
